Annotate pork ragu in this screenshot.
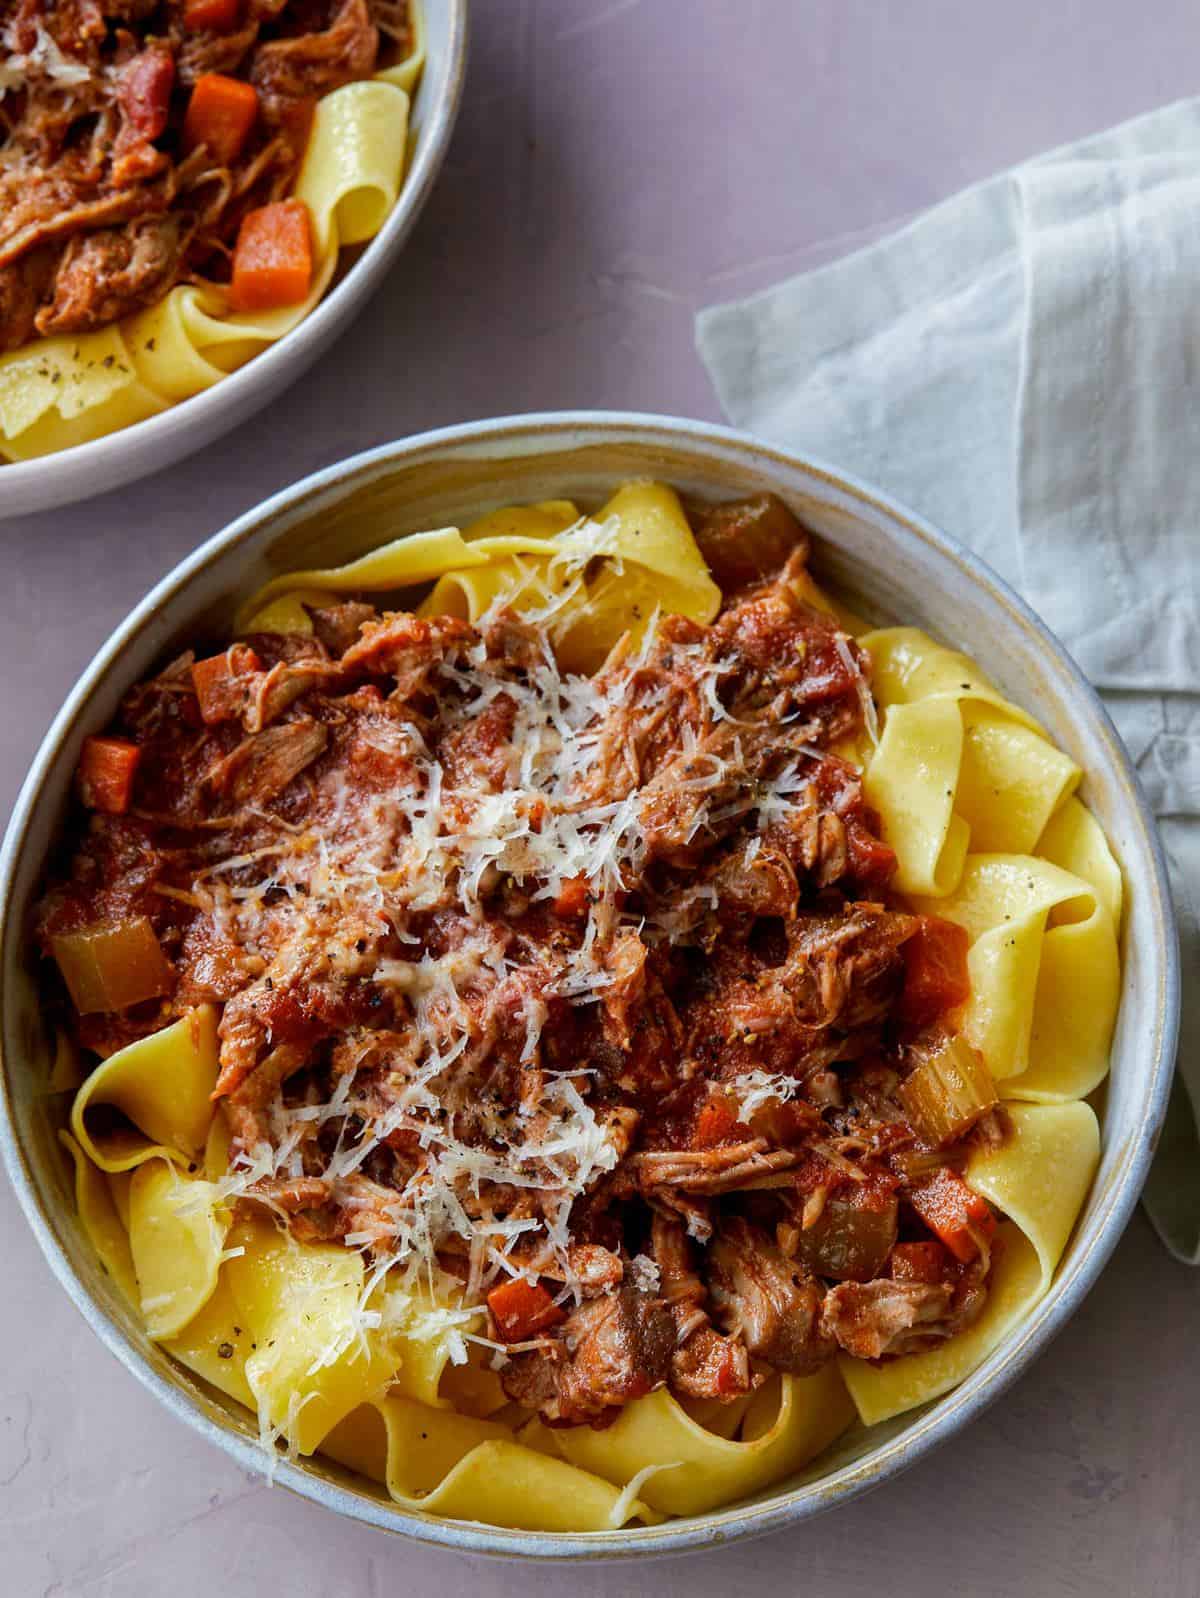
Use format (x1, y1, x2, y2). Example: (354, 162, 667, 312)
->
(38, 493, 1008, 1430)
(0, 0, 409, 349)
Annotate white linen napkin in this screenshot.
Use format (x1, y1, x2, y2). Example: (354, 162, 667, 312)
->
(696, 99, 1200, 1261)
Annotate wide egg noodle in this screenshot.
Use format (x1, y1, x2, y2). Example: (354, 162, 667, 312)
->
(0, 13, 423, 461)
(862, 697, 971, 895)
(69, 1005, 219, 1172)
(222, 1216, 399, 1456)
(540, 1364, 855, 1518)
(236, 526, 493, 634)
(241, 483, 722, 675)
(127, 1159, 231, 1339)
(956, 706, 1080, 854)
(417, 481, 723, 672)
(914, 854, 1120, 1101)
(862, 627, 1044, 732)
(59, 1130, 139, 1307)
(861, 627, 1080, 896)
(378, 1277, 482, 1408)
(1037, 794, 1124, 927)
(163, 1273, 257, 1410)
(841, 1102, 1099, 1426)
(418, 501, 584, 624)
(321, 1398, 662, 1530)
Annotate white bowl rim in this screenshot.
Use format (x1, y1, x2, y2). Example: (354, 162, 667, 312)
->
(0, 411, 1180, 1561)
(0, 0, 469, 513)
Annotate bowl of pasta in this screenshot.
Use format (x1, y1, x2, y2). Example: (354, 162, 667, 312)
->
(0, 0, 467, 518)
(0, 413, 1178, 1558)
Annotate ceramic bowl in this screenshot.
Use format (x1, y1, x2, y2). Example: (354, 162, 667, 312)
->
(0, 414, 1179, 1559)
(0, 0, 468, 521)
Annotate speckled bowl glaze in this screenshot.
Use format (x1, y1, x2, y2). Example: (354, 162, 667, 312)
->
(0, 415, 1179, 1559)
(0, 0, 468, 521)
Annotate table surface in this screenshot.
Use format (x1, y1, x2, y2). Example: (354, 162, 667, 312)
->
(5, 2, 1199, 1592)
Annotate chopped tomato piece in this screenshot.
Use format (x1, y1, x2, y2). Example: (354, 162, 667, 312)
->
(713, 1341, 744, 1396)
(487, 1277, 566, 1342)
(191, 643, 262, 724)
(51, 919, 173, 1015)
(183, 74, 259, 166)
(229, 199, 313, 313)
(77, 736, 141, 815)
(183, 0, 242, 30)
(693, 1092, 739, 1148)
(898, 915, 971, 1028)
(889, 1240, 949, 1284)
(909, 1168, 996, 1264)
(844, 819, 897, 891)
(552, 876, 590, 918)
(120, 47, 175, 141)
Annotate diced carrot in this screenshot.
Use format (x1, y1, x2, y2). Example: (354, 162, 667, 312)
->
(487, 1277, 566, 1342)
(898, 915, 971, 1028)
(183, 74, 259, 166)
(909, 1168, 997, 1264)
(183, 0, 242, 31)
(191, 643, 262, 724)
(51, 919, 173, 1014)
(77, 736, 141, 815)
(693, 1092, 739, 1148)
(552, 876, 591, 918)
(889, 1240, 949, 1284)
(229, 199, 313, 313)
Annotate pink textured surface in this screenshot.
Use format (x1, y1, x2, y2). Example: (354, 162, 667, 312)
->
(3, 3, 1199, 1592)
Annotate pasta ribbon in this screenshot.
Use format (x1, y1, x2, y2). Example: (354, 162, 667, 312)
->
(862, 627, 1083, 898)
(323, 1398, 662, 1530)
(542, 1365, 855, 1518)
(955, 707, 1080, 854)
(127, 1160, 231, 1339)
(1037, 795, 1124, 927)
(0, 18, 423, 460)
(163, 1274, 257, 1410)
(841, 1102, 1099, 1425)
(422, 480, 723, 671)
(915, 855, 1119, 1100)
(378, 1277, 482, 1409)
(241, 483, 722, 674)
(223, 1217, 398, 1456)
(862, 628, 1043, 732)
(69, 1006, 219, 1172)
(236, 526, 489, 634)
(59, 1130, 138, 1307)
(863, 697, 970, 895)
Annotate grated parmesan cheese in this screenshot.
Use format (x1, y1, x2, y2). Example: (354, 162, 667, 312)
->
(0, 22, 92, 95)
(835, 633, 879, 747)
(730, 1070, 803, 1123)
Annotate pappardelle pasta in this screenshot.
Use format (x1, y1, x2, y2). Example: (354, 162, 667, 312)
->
(40, 483, 1119, 1530)
(0, 0, 425, 461)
